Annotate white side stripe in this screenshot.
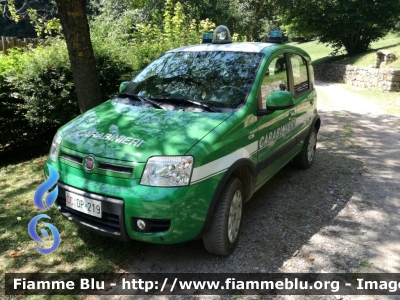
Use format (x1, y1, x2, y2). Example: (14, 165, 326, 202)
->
(191, 141, 258, 184)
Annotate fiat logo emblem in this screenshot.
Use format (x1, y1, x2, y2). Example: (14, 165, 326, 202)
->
(85, 156, 95, 171)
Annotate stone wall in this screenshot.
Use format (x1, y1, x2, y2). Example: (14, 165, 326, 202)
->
(313, 64, 400, 92)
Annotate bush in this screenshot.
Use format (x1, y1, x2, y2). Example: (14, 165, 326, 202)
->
(15, 41, 78, 128)
(0, 73, 31, 146)
(91, 37, 136, 101)
(0, 40, 79, 148)
(0, 39, 136, 147)
(0, 49, 37, 146)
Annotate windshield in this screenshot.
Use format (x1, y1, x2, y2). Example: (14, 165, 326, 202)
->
(122, 51, 262, 109)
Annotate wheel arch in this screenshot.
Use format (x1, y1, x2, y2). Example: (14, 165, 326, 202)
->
(313, 114, 321, 133)
(193, 158, 255, 239)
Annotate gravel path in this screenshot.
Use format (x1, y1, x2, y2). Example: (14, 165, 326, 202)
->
(89, 81, 400, 300)
(273, 81, 400, 299)
(314, 81, 400, 274)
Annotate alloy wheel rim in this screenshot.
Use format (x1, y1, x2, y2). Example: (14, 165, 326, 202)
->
(228, 189, 242, 243)
(307, 132, 317, 162)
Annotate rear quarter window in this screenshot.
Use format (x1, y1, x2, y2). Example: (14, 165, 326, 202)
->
(289, 54, 309, 97)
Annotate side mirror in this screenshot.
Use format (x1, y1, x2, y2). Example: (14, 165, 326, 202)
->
(119, 81, 130, 93)
(257, 91, 295, 117)
(266, 91, 295, 109)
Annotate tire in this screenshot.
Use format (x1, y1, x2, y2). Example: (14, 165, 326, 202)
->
(293, 126, 317, 169)
(203, 177, 243, 256)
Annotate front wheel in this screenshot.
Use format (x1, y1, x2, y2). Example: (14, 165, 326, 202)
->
(293, 126, 317, 169)
(203, 177, 243, 256)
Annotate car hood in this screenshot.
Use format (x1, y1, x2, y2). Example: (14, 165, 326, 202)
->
(59, 100, 233, 162)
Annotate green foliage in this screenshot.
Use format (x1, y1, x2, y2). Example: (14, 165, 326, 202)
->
(281, 0, 400, 55)
(90, 0, 216, 78)
(0, 0, 58, 38)
(0, 42, 78, 146)
(0, 74, 30, 146)
(0, 37, 136, 146)
(0, 50, 33, 146)
(89, 0, 141, 45)
(177, 0, 266, 40)
(28, 9, 61, 36)
(92, 40, 137, 101)
(130, 0, 215, 71)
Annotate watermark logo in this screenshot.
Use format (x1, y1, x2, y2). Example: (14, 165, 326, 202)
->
(28, 214, 61, 254)
(28, 164, 61, 254)
(33, 164, 59, 210)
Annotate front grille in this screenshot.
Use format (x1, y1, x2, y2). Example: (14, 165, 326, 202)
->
(57, 182, 130, 241)
(60, 152, 82, 164)
(60, 151, 133, 176)
(98, 162, 133, 174)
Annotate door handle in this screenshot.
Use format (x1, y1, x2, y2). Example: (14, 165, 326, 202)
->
(310, 98, 314, 105)
(288, 110, 295, 120)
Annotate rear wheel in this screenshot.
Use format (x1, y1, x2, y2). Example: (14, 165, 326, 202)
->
(293, 126, 317, 168)
(203, 177, 243, 256)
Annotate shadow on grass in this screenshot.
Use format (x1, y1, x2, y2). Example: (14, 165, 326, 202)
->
(313, 41, 400, 66)
(313, 55, 347, 66)
(371, 41, 400, 50)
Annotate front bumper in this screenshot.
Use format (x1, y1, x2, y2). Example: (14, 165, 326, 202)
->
(49, 163, 221, 244)
(57, 182, 130, 241)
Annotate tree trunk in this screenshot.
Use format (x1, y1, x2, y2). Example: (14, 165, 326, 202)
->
(246, 0, 267, 41)
(54, 0, 102, 113)
(247, 25, 254, 42)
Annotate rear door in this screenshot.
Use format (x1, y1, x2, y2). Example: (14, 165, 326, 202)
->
(287, 53, 315, 152)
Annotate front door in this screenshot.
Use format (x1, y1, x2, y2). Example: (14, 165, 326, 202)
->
(255, 53, 297, 187)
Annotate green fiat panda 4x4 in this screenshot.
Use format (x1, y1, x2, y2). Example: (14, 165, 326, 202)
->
(45, 25, 320, 255)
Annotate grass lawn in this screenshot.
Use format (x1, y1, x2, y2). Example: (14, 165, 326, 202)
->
(288, 32, 400, 68)
(341, 85, 400, 115)
(0, 155, 136, 296)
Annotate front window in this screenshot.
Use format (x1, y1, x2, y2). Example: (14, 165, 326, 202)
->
(123, 51, 262, 109)
(259, 53, 288, 108)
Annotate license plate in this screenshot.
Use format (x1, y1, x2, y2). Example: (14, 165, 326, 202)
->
(65, 191, 102, 218)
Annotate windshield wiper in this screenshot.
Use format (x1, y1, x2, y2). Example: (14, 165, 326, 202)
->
(118, 92, 167, 110)
(150, 94, 220, 112)
(179, 98, 220, 112)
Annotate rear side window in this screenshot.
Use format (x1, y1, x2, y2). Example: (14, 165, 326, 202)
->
(289, 54, 309, 97)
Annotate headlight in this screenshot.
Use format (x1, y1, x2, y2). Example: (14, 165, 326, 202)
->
(140, 156, 194, 187)
(49, 133, 62, 162)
